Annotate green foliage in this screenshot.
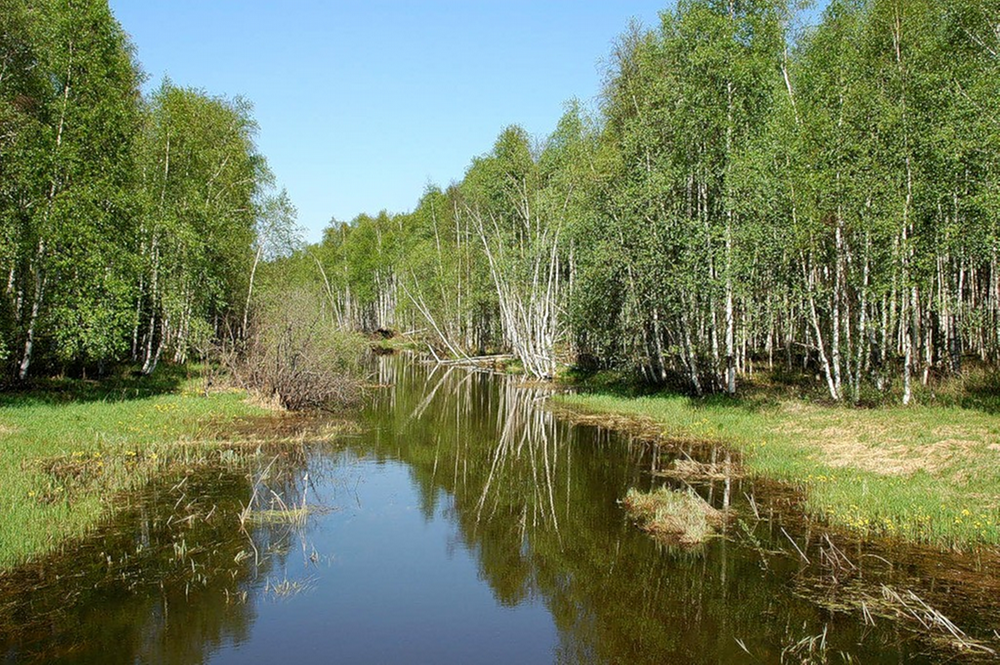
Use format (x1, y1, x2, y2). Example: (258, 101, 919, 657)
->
(307, 0, 1000, 396)
(0, 0, 144, 376)
(0, 2, 273, 380)
(136, 81, 268, 372)
(6, 0, 1000, 400)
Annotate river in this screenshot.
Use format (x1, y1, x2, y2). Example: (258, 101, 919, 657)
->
(2, 356, 998, 663)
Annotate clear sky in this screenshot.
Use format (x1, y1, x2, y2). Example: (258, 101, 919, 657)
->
(108, 1, 671, 242)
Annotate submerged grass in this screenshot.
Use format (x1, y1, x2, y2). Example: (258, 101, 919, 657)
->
(247, 507, 312, 525)
(0, 365, 268, 568)
(556, 385, 1000, 550)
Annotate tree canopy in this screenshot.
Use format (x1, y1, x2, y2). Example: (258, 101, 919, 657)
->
(296, 0, 1000, 403)
(0, 0, 280, 379)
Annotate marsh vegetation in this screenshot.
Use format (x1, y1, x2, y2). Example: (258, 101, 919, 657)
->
(556, 385, 1000, 550)
(1, 357, 999, 664)
(622, 487, 724, 545)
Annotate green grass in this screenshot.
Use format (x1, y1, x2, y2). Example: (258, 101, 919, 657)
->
(0, 365, 267, 568)
(555, 387, 1000, 550)
(369, 334, 423, 354)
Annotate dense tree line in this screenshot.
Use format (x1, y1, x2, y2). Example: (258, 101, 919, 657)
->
(0, 0, 283, 379)
(297, 0, 1000, 403)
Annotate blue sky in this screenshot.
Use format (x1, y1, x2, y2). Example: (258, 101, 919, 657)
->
(109, 1, 671, 242)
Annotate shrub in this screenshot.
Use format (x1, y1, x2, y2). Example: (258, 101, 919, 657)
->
(227, 288, 365, 410)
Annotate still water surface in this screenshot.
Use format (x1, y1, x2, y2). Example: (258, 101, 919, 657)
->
(2, 357, 998, 663)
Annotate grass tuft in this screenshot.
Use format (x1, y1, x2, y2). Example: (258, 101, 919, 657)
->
(622, 487, 723, 545)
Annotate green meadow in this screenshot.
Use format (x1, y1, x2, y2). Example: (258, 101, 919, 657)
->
(0, 367, 266, 568)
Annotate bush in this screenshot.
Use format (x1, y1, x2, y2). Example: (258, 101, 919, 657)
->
(227, 288, 365, 410)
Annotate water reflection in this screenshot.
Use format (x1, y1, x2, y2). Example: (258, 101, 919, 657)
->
(363, 357, 998, 664)
(1, 357, 998, 663)
(0, 469, 270, 663)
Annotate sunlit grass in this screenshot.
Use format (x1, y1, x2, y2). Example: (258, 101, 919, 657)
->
(0, 367, 267, 568)
(622, 486, 722, 545)
(556, 390, 1000, 549)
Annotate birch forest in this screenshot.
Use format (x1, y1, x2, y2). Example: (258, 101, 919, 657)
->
(0, 0, 287, 379)
(273, 0, 1000, 403)
(4, 0, 1000, 406)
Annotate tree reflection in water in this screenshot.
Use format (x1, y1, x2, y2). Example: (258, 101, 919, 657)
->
(0, 452, 311, 665)
(1, 357, 997, 664)
(363, 357, 990, 664)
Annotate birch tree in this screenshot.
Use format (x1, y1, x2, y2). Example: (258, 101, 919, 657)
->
(1, 0, 142, 378)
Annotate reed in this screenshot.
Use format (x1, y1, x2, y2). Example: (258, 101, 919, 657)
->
(622, 487, 722, 545)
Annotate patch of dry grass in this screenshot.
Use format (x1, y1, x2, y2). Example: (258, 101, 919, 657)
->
(782, 403, 999, 478)
(622, 487, 723, 545)
(655, 458, 739, 481)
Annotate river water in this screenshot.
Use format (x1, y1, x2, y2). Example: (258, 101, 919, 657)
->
(2, 357, 998, 663)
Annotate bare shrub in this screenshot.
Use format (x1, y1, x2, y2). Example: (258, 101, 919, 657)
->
(227, 288, 365, 410)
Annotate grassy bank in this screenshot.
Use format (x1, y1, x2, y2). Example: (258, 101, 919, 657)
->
(0, 366, 268, 568)
(555, 382, 1000, 550)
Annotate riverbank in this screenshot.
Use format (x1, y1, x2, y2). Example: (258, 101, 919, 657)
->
(554, 381, 1000, 551)
(0, 366, 268, 568)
